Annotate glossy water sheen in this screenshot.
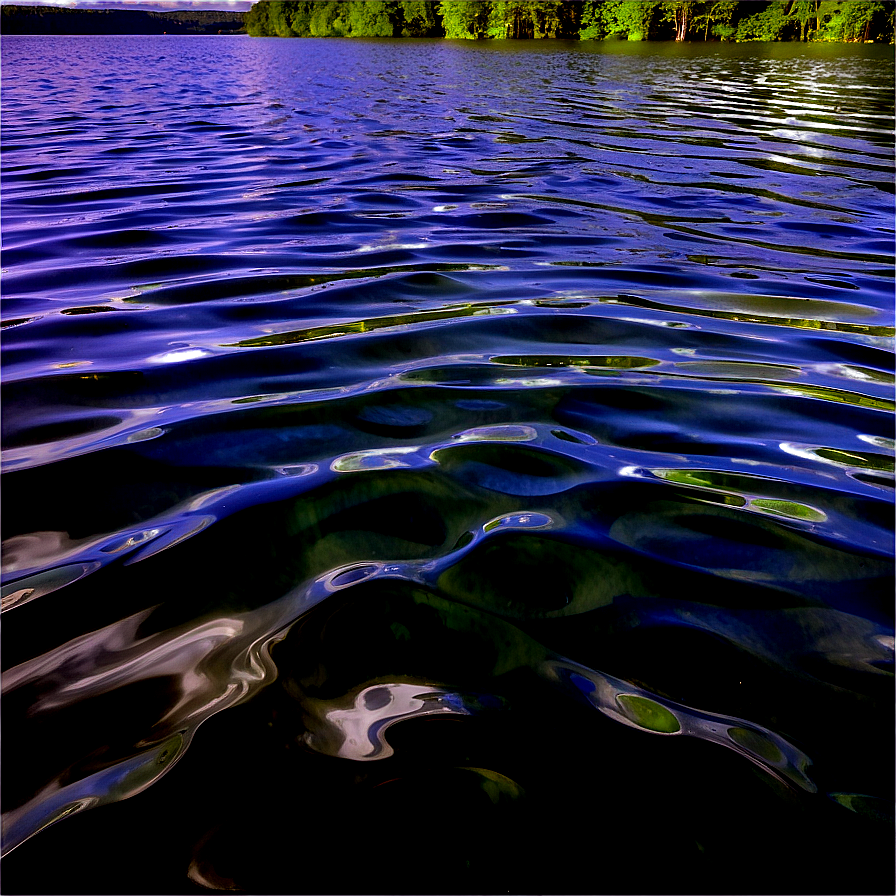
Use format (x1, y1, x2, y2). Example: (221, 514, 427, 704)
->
(1, 35, 894, 895)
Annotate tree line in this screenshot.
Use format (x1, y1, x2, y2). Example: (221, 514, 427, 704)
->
(0, 5, 247, 35)
(245, 1, 894, 42)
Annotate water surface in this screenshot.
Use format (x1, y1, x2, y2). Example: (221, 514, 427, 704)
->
(1, 35, 894, 894)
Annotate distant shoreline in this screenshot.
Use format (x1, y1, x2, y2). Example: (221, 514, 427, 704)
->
(1, 5, 247, 35)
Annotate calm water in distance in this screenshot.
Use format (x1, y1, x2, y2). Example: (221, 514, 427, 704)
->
(1, 34, 894, 894)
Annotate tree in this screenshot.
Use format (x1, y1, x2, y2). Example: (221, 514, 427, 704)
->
(438, 0, 491, 38)
(528, 1, 578, 37)
(245, 0, 272, 35)
(735, 0, 791, 40)
(693, 0, 738, 40)
(240, 0, 895, 41)
(279, 0, 303, 35)
(344, 0, 399, 36)
(283, 1, 313, 35)
(400, 0, 442, 36)
(817, 0, 886, 40)
(486, 0, 530, 37)
(786, 0, 816, 39)
(481, 0, 579, 37)
(597, 0, 659, 40)
(578, 0, 605, 38)
(662, 1, 697, 40)
(309, 0, 344, 35)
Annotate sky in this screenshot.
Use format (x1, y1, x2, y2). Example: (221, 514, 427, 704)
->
(3, 0, 253, 10)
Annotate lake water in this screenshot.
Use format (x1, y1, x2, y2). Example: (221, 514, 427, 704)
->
(1, 34, 893, 894)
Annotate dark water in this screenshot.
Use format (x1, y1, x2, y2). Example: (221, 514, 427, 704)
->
(1, 34, 894, 894)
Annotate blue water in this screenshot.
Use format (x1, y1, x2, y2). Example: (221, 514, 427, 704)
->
(1, 35, 893, 894)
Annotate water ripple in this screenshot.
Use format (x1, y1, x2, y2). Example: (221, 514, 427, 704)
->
(1, 35, 892, 893)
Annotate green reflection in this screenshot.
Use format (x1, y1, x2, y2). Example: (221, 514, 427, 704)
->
(231, 395, 269, 404)
(830, 793, 895, 824)
(639, 370, 892, 410)
(652, 468, 867, 527)
(769, 383, 894, 412)
(728, 727, 784, 763)
(672, 360, 801, 380)
(749, 498, 826, 522)
(815, 447, 895, 471)
(228, 300, 516, 348)
(654, 469, 734, 489)
(409, 589, 550, 676)
(606, 293, 893, 337)
(616, 695, 681, 733)
(126, 426, 165, 443)
(651, 469, 746, 506)
(490, 354, 660, 370)
(459, 767, 525, 804)
(390, 622, 411, 641)
(132, 262, 500, 305)
(693, 492, 747, 508)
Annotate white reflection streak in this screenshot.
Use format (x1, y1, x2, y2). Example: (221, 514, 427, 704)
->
(2, 601, 296, 732)
(2, 554, 395, 724)
(2, 608, 155, 694)
(1, 732, 188, 858)
(0, 564, 369, 844)
(51, 620, 243, 698)
(302, 682, 468, 761)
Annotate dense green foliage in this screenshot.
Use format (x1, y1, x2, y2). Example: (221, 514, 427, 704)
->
(0, 5, 246, 34)
(1, 0, 889, 42)
(245, 0, 894, 42)
(1, 1, 889, 42)
(245, 0, 442, 37)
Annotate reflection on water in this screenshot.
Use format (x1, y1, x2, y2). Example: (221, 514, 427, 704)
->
(1, 35, 893, 894)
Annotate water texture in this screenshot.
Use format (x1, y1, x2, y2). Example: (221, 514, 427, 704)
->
(1, 35, 893, 894)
